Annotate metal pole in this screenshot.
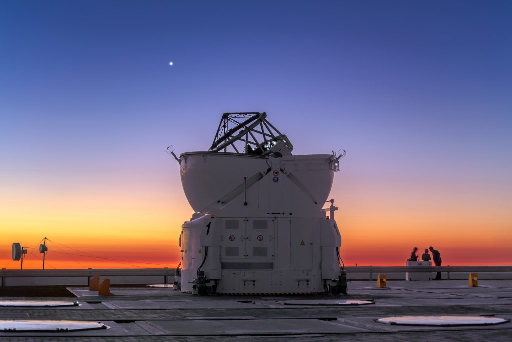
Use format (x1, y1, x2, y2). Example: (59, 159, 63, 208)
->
(43, 238, 47, 270)
(87, 268, 92, 286)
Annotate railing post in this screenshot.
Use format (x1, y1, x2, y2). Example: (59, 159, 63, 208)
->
(1, 268, 5, 287)
(369, 266, 373, 281)
(87, 268, 92, 286)
(164, 267, 168, 284)
(447, 265, 450, 280)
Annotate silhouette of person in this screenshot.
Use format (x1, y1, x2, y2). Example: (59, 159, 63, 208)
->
(429, 246, 442, 279)
(421, 249, 431, 261)
(409, 247, 418, 261)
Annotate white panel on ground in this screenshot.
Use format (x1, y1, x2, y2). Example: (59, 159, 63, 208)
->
(147, 284, 174, 288)
(0, 320, 108, 331)
(0, 300, 79, 307)
(377, 315, 510, 326)
(283, 299, 374, 306)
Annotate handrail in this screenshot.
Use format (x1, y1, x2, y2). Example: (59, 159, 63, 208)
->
(345, 265, 512, 281)
(1, 266, 511, 286)
(0, 268, 175, 277)
(346, 266, 512, 273)
(0, 268, 175, 287)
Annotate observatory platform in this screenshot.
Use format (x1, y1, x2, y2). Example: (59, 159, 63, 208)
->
(0, 279, 511, 340)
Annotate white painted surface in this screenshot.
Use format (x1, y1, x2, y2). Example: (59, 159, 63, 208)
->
(147, 284, 174, 288)
(0, 320, 107, 331)
(0, 300, 78, 307)
(377, 315, 509, 326)
(283, 299, 374, 306)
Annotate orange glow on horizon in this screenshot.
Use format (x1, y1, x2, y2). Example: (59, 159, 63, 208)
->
(1, 158, 510, 269)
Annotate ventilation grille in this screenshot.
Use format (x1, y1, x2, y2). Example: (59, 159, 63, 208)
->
(225, 247, 239, 257)
(221, 262, 274, 270)
(253, 220, 268, 230)
(225, 220, 239, 230)
(253, 247, 268, 257)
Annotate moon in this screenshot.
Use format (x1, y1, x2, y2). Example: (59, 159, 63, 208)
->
(169, 61, 174, 66)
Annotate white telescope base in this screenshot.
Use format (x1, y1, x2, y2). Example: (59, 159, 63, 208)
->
(182, 269, 329, 294)
(179, 214, 344, 295)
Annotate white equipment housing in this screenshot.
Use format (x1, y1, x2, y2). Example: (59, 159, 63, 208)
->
(176, 112, 346, 295)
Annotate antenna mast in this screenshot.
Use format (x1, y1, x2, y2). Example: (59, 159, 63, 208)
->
(12, 243, 27, 270)
(39, 237, 49, 270)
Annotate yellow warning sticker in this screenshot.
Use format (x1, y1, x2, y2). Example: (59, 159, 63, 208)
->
(300, 240, 305, 246)
(198, 249, 202, 254)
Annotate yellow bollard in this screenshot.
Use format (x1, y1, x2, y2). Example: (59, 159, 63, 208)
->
(468, 273, 478, 287)
(377, 274, 387, 288)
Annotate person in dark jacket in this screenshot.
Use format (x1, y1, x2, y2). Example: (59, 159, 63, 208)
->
(409, 247, 418, 261)
(429, 246, 442, 279)
(421, 249, 431, 261)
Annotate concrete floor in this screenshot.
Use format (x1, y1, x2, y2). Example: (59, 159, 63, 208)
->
(0, 279, 511, 341)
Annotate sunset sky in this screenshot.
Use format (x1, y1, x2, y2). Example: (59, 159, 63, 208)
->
(1, 0, 511, 269)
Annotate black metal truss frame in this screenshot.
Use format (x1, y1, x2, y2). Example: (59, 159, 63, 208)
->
(209, 112, 293, 154)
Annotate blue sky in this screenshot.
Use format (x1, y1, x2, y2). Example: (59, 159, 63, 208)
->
(1, 1, 511, 267)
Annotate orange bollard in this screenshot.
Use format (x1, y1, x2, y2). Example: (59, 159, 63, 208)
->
(377, 274, 387, 288)
(99, 278, 114, 296)
(89, 275, 100, 291)
(468, 273, 478, 287)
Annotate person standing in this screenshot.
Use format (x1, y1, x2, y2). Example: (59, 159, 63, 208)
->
(429, 246, 442, 280)
(409, 247, 419, 261)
